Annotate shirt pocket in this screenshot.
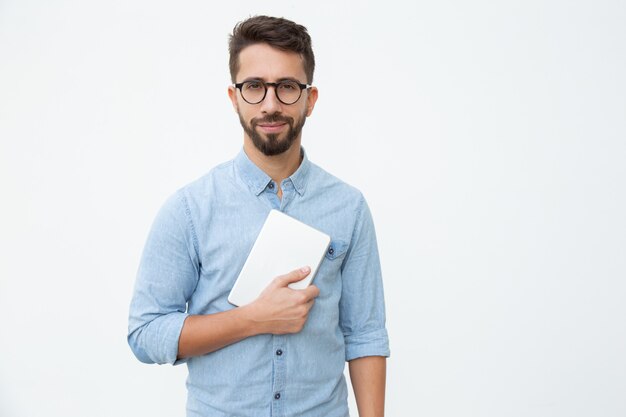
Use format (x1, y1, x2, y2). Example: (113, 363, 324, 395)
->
(317, 240, 349, 296)
(324, 239, 348, 261)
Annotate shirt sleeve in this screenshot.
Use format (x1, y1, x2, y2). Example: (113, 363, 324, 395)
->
(339, 195, 391, 361)
(127, 190, 200, 365)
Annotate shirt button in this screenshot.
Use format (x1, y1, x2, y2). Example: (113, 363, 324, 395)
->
(328, 247, 334, 255)
(274, 392, 281, 400)
(276, 349, 283, 356)
(268, 183, 274, 189)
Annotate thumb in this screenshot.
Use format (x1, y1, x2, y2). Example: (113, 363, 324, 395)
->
(275, 266, 311, 287)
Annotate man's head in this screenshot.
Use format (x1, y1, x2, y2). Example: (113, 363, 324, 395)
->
(228, 15, 315, 85)
(227, 16, 318, 157)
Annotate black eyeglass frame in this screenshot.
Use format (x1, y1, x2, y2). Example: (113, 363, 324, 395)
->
(234, 80, 311, 105)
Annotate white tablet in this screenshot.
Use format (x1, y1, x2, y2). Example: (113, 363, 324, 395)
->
(228, 210, 331, 307)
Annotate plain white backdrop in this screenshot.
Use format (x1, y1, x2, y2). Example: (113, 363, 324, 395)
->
(1, 0, 625, 416)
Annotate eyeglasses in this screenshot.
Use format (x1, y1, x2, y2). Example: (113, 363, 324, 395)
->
(234, 80, 310, 105)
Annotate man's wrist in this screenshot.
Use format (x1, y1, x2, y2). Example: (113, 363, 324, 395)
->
(237, 304, 263, 337)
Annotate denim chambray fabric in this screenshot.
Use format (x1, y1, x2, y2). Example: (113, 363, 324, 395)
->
(128, 148, 389, 417)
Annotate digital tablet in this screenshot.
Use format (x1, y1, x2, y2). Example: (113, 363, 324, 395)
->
(228, 210, 331, 307)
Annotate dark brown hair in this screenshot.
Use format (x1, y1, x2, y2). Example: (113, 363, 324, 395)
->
(228, 15, 315, 84)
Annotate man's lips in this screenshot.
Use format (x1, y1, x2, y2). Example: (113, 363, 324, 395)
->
(257, 122, 287, 133)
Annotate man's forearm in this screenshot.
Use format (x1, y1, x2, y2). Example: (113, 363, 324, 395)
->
(349, 356, 387, 417)
(177, 268, 320, 360)
(177, 306, 258, 359)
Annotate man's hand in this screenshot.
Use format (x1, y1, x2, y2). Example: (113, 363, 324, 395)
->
(245, 266, 320, 334)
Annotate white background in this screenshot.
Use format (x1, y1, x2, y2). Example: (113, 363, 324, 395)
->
(1, 0, 625, 416)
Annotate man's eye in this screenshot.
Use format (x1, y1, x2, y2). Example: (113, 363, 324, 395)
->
(245, 82, 263, 90)
(279, 83, 297, 91)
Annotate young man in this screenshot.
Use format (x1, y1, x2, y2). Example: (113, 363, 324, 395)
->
(128, 15, 389, 417)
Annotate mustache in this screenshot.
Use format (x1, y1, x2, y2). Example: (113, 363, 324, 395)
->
(251, 114, 294, 126)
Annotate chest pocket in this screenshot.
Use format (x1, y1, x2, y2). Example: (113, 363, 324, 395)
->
(324, 239, 348, 261)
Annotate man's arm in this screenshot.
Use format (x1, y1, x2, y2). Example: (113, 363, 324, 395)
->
(349, 356, 386, 417)
(338, 196, 390, 415)
(177, 266, 319, 359)
(128, 192, 321, 364)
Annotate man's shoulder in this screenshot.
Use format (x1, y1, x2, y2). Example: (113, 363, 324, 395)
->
(307, 160, 364, 202)
(153, 158, 236, 222)
(178, 158, 236, 198)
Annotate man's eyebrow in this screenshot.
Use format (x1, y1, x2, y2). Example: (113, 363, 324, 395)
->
(240, 76, 305, 83)
(275, 77, 304, 83)
(241, 77, 264, 83)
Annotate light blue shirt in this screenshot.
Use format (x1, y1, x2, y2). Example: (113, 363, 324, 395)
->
(128, 148, 390, 417)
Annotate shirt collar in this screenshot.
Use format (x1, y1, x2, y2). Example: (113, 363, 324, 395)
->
(289, 148, 310, 196)
(234, 147, 311, 196)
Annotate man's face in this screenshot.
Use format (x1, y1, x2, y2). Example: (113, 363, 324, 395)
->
(228, 43, 318, 156)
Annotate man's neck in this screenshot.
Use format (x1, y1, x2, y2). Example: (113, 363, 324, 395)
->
(243, 138, 303, 187)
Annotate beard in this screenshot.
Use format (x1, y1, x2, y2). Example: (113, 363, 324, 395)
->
(238, 112, 307, 156)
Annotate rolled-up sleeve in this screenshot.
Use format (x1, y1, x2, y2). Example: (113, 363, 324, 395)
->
(339, 195, 390, 361)
(127, 191, 200, 365)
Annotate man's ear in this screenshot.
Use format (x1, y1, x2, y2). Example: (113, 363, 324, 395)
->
(305, 86, 318, 117)
(228, 85, 239, 112)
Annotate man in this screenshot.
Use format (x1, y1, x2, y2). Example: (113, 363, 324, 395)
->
(128, 15, 389, 417)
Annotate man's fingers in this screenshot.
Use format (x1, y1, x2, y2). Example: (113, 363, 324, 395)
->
(303, 284, 320, 300)
(275, 266, 311, 287)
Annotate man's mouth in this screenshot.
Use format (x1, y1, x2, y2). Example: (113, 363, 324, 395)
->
(256, 122, 287, 133)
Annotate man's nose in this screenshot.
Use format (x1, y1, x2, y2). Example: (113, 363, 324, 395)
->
(260, 85, 282, 113)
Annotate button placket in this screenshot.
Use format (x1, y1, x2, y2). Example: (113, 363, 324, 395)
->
(271, 335, 286, 416)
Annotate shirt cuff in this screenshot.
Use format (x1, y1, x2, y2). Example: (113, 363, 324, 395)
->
(128, 311, 189, 365)
(344, 328, 391, 361)
(166, 312, 189, 366)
